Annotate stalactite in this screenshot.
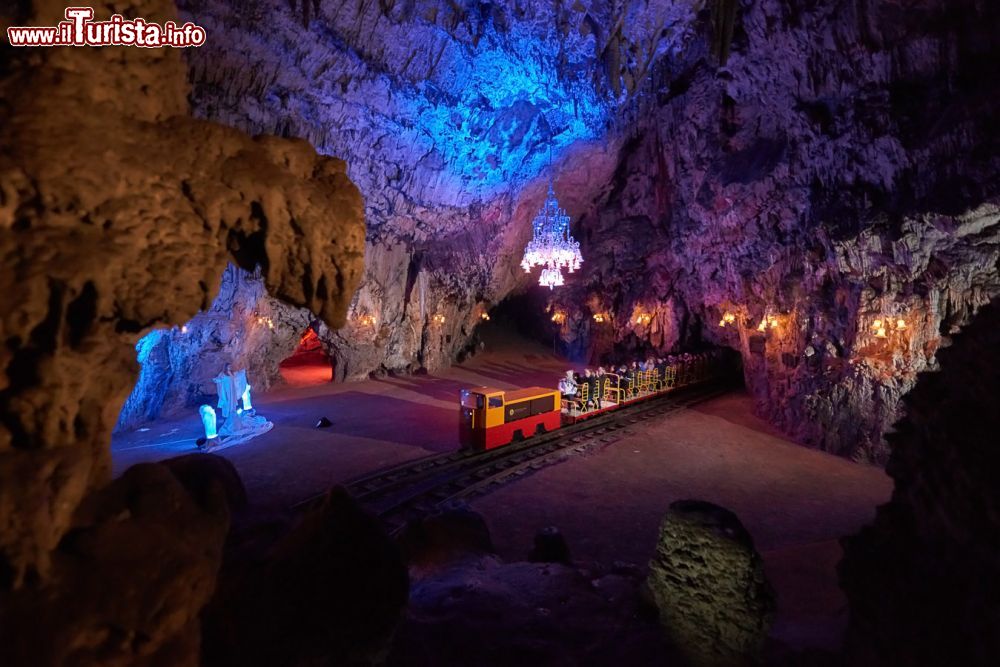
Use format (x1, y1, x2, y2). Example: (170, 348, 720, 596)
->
(710, 0, 740, 65)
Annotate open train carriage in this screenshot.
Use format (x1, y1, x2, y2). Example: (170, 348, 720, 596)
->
(459, 386, 561, 450)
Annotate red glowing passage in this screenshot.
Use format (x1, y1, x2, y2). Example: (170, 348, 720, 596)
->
(7, 6, 207, 48)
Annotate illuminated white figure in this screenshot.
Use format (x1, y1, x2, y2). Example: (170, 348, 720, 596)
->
(520, 182, 582, 289)
(212, 364, 272, 441)
(199, 404, 218, 440)
(241, 385, 254, 413)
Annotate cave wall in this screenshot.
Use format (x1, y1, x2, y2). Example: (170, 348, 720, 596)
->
(0, 0, 364, 612)
(543, 0, 1000, 462)
(839, 296, 1000, 665)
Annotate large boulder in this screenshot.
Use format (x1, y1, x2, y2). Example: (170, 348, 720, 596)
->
(646, 499, 775, 666)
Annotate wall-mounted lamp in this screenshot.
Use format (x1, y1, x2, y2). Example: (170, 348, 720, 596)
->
(593, 313, 608, 324)
(756, 313, 779, 333)
(480, 312, 490, 321)
(255, 315, 274, 330)
(871, 317, 905, 339)
(635, 312, 652, 326)
(357, 313, 377, 327)
(718, 311, 737, 328)
(551, 311, 566, 325)
(432, 313, 446, 325)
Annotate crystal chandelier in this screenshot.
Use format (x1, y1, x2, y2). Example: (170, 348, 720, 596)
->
(520, 182, 583, 289)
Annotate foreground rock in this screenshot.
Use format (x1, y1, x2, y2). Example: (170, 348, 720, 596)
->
(840, 296, 1000, 665)
(0, 461, 232, 666)
(203, 488, 409, 666)
(647, 500, 775, 666)
(393, 556, 667, 666)
(398, 504, 495, 574)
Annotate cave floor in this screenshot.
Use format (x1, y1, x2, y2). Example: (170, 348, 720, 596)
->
(112, 337, 890, 655)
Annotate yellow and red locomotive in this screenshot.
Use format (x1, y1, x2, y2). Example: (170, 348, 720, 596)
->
(459, 386, 562, 449)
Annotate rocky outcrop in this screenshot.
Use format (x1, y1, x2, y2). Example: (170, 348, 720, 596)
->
(646, 499, 775, 666)
(0, 0, 364, 633)
(115, 265, 335, 430)
(839, 296, 1000, 666)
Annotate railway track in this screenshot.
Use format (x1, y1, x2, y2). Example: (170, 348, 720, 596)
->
(295, 378, 735, 533)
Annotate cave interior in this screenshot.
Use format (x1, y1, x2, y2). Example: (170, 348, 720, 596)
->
(1, 0, 999, 665)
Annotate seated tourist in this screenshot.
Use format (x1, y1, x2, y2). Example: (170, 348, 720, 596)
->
(595, 367, 607, 408)
(559, 370, 578, 408)
(625, 363, 637, 397)
(583, 369, 599, 410)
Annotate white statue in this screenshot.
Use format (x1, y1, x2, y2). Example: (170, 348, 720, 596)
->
(209, 363, 273, 446)
(199, 404, 218, 440)
(241, 384, 254, 413)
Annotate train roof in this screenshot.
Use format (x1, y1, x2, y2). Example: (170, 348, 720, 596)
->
(461, 386, 557, 402)
(503, 387, 557, 402)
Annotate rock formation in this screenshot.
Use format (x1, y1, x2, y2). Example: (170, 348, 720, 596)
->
(0, 0, 364, 656)
(646, 499, 775, 666)
(115, 265, 334, 430)
(840, 296, 1000, 666)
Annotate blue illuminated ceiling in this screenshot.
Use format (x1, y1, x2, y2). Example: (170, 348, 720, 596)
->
(182, 0, 694, 207)
(393, 22, 610, 194)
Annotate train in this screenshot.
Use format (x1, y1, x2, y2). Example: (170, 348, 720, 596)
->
(458, 350, 729, 450)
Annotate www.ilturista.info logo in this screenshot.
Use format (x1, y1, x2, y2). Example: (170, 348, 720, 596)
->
(7, 7, 206, 48)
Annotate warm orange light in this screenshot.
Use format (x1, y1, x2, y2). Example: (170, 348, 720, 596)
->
(593, 313, 607, 324)
(896, 318, 906, 330)
(635, 312, 652, 326)
(480, 312, 490, 321)
(719, 311, 737, 328)
(551, 311, 566, 325)
(256, 315, 274, 330)
(432, 313, 446, 324)
(756, 312, 779, 332)
(875, 327, 887, 338)
(872, 319, 883, 330)
(357, 314, 377, 327)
